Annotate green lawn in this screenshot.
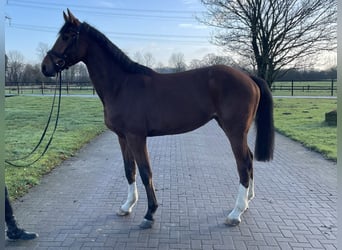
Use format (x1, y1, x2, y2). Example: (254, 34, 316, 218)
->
(5, 96, 106, 198)
(273, 98, 337, 161)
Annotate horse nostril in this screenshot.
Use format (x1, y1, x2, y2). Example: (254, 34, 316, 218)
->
(41, 64, 55, 77)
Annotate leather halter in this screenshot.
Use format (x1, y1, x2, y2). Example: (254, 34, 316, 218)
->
(47, 24, 82, 72)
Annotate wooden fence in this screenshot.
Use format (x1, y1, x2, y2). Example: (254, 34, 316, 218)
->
(5, 82, 96, 95)
(271, 79, 337, 96)
(5, 79, 338, 97)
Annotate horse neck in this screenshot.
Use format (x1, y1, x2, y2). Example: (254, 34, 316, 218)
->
(82, 40, 126, 100)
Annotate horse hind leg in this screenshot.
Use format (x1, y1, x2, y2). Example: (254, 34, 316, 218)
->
(223, 129, 254, 226)
(117, 136, 138, 216)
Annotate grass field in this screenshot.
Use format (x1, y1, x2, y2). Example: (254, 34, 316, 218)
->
(273, 98, 337, 161)
(5, 96, 337, 199)
(5, 96, 106, 199)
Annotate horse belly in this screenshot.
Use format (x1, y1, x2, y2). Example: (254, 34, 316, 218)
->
(147, 103, 215, 136)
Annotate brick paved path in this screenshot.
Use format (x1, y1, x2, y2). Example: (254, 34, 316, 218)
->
(5, 121, 336, 249)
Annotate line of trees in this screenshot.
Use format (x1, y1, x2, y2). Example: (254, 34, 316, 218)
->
(5, 49, 336, 87)
(5, 49, 236, 85)
(5, 51, 90, 86)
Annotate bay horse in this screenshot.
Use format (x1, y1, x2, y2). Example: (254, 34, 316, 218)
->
(42, 9, 274, 229)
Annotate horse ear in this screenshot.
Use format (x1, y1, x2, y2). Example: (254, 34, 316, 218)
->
(67, 9, 81, 26)
(63, 11, 68, 22)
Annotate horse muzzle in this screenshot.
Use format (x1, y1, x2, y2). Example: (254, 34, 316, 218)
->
(42, 51, 69, 77)
(41, 55, 58, 77)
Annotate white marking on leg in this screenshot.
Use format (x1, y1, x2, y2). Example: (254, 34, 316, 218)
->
(225, 184, 249, 225)
(119, 182, 138, 215)
(248, 178, 255, 202)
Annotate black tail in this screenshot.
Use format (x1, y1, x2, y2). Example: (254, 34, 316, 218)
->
(250, 75, 275, 161)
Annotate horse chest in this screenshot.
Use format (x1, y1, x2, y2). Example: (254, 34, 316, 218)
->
(104, 108, 124, 132)
(103, 105, 146, 136)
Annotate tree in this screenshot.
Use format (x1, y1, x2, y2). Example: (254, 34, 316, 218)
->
(133, 51, 156, 68)
(168, 52, 187, 72)
(62, 63, 90, 84)
(201, 53, 236, 67)
(199, 0, 337, 86)
(188, 59, 203, 69)
(143, 52, 156, 68)
(188, 53, 238, 70)
(76, 63, 90, 83)
(36, 42, 49, 61)
(21, 64, 44, 84)
(6, 50, 25, 85)
(133, 51, 144, 65)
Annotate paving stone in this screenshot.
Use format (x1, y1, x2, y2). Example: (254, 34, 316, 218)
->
(5, 121, 337, 249)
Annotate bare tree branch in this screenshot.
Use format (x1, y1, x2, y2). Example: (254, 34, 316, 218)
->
(198, 0, 337, 86)
(168, 52, 187, 72)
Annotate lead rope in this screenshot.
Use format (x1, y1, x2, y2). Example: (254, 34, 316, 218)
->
(5, 72, 62, 167)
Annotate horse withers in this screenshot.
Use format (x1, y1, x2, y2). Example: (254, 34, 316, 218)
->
(42, 9, 274, 229)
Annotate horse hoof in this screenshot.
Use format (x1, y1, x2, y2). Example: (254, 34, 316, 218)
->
(116, 208, 130, 216)
(139, 219, 154, 229)
(224, 217, 241, 226)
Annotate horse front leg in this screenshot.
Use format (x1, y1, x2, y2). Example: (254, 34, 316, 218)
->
(117, 136, 138, 216)
(248, 172, 255, 202)
(126, 134, 158, 229)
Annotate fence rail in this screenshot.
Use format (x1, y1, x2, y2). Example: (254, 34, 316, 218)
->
(5, 79, 338, 97)
(5, 82, 96, 95)
(271, 79, 337, 96)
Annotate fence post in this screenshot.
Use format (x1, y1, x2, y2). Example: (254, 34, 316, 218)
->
(291, 80, 294, 96)
(331, 79, 334, 96)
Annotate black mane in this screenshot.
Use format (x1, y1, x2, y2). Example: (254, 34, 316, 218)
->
(61, 22, 154, 75)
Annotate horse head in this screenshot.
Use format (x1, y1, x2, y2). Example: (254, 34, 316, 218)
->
(42, 9, 85, 77)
